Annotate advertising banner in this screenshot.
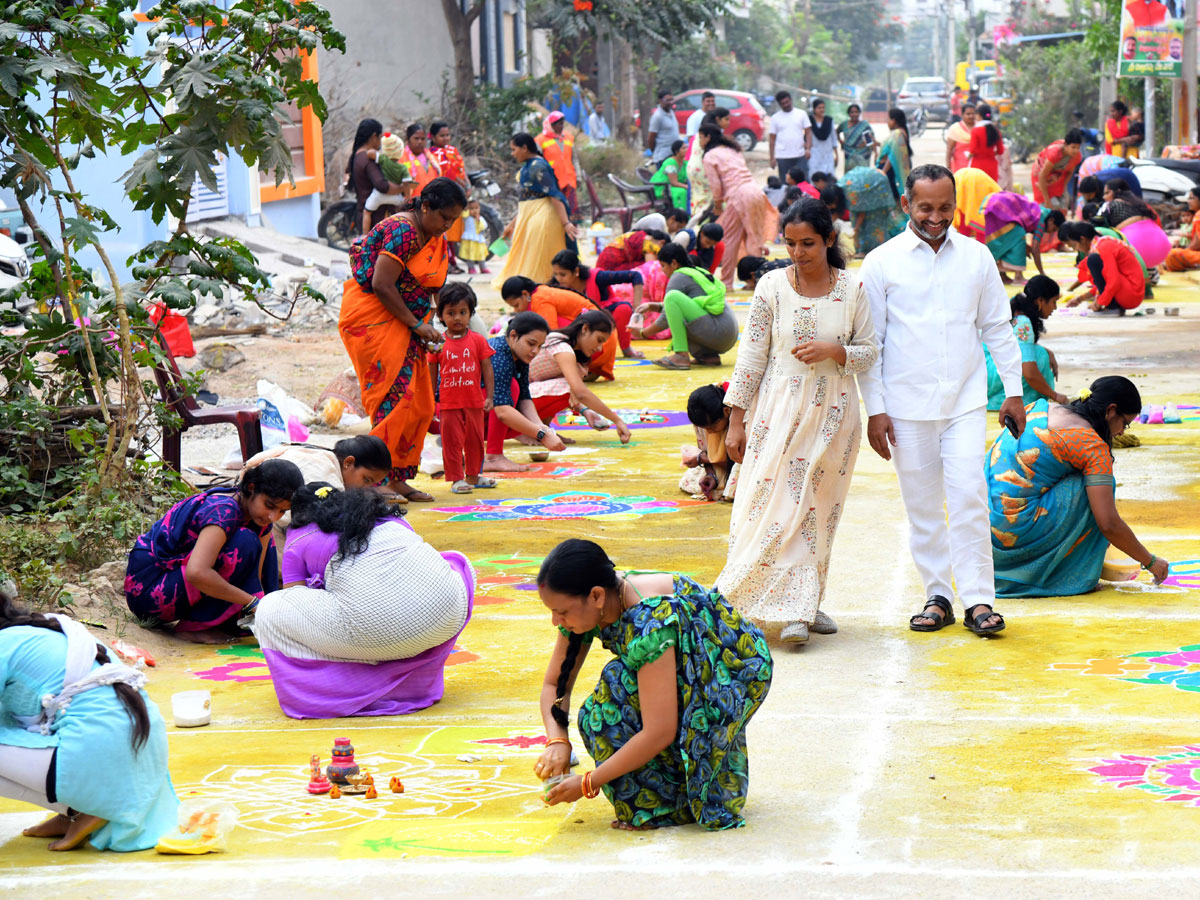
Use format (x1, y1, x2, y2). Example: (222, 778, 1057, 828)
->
(1118, 0, 1186, 77)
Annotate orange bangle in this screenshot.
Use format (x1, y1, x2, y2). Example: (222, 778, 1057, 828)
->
(582, 770, 601, 799)
(545, 737, 571, 749)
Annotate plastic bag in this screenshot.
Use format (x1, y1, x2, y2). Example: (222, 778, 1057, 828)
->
(155, 800, 239, 855)
(256, 379, 316, 449)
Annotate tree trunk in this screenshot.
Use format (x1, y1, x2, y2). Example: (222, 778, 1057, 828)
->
(441, 0, 486, 112)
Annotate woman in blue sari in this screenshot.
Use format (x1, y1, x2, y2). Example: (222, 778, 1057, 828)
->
(876, 108, 911, 201)
(986, 377, 1169, 597)
(843, 166, 904, 255)
(837, 103, 876, 172)
(985, 275, 1068, 410)
(496, 132, 580, 286)
(125, 460, 303, 643)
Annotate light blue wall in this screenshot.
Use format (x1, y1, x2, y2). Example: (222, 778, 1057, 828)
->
(263, 195, 320, 240)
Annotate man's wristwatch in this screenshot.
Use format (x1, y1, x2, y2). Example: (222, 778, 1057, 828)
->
(536, 428, 547, 443)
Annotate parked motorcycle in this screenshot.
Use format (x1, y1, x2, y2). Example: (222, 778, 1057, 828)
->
(1129, 157, 1199, 204)
(907, 105, 927, 139)
(317, 170, 505, 256)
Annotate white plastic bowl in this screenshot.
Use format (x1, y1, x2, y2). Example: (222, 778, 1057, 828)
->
(172, 690, 212, 727)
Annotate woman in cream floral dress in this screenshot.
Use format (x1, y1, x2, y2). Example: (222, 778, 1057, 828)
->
(718, 197, 878, 644)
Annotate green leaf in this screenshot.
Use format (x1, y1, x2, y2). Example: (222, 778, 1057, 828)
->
(161, 126, 221, 193)
(0, 57, 26, 96)
(255, 135, 295, 188)
(149, 279, 195, 310)
(169, 53, 221, 102)
(63, 216, 104, 247)
(121, 147, 163, 195)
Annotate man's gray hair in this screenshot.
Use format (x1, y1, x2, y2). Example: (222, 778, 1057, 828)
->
(904, 164, 956, 202)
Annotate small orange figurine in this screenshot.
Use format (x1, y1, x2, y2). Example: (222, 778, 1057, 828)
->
(364, 784, 378, 799)
(362, 772, 375, 788)
(329, 784, 342, 799)
(389, 776, 405, 794)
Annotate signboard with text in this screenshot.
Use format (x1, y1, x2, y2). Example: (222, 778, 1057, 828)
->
(1118, 0, 1186, 77)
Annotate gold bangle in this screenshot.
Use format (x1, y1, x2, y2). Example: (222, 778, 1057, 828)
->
(545, 737, 571, 749)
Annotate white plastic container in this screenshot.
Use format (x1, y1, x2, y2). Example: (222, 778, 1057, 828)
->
(172, 690, 212, 728)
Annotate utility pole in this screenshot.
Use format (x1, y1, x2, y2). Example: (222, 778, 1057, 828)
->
(1145, 77, 1156, 158)
(1172, 0, 1198, 146)
(965, 0, 975, 71)
(933, 11, 941, 80)
(948, 3, 956, 84)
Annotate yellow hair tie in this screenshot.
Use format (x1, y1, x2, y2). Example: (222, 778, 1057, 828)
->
(1077, 388, 1092, 402)
(315, 486, 333, 499)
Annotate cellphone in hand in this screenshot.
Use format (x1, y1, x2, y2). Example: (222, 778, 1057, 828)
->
(1004, 415, 1020, 439)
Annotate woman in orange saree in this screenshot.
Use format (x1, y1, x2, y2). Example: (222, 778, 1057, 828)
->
(339, 178, 467, 501)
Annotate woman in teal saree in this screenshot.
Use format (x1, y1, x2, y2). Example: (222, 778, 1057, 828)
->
(985, 275, 1067, 410)
(876, 108, 911, 201)
(986, 377, 1169, 597)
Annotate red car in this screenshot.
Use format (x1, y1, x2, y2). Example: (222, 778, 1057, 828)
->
(671, 89, 769, 152)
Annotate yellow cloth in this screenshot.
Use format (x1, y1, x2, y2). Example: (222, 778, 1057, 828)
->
(493, 197, 565, 288)
(954, 168, 1001, 234)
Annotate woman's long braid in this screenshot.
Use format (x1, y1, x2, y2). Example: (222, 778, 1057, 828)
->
(538, 539, 621, 731)
(551, 632, 584, 729)
(0, 592, 151, 750)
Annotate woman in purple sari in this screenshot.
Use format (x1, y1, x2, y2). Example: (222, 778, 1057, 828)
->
(981, 190, 1065, 283)
(124, 460, 303, 644)
(251, 484, 474, 719)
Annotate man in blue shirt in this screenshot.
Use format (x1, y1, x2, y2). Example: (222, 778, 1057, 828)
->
(647, 91, 680, 165)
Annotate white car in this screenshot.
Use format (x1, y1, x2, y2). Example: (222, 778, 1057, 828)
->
(0, 232, 29, 292)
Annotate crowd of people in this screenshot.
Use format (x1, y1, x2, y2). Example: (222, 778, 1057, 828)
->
(2, 97, 1182, 850)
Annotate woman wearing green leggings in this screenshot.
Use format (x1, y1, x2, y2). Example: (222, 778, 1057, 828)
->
(633, 243, 739, 370)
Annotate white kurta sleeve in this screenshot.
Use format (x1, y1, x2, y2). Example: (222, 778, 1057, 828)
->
(855, 254, 888, 416)
(839, 280, 879, 376)
(975, 252, 1023, 401)
(725, 280, 774, 410)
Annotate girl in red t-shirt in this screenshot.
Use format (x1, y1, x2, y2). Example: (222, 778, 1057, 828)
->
(431, 284, 496, 494)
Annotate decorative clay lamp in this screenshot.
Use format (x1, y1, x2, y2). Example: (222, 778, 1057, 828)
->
(326, 737, 361, 785)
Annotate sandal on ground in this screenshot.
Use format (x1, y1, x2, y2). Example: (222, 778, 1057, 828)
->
(472, 477, 498, 488)
(395, 486, 435, 502)
(651, 356, 691, 370)
(909, 595, 955, 632)
(811, 610, 838, 635)
(963, 604, 1006, 635)
(691, 355, 721, 367)
(780, 621, 809, 643)
(450, 480, 473, 494)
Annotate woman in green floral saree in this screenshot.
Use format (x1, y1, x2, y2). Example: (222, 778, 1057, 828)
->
(535, 539, 772, 830)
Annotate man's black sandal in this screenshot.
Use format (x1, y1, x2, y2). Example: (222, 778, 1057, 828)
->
(964, 604, 1006, 635)
(909, 596, 955, 632)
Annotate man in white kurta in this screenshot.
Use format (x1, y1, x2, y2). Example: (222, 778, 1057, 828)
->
(858, 164, 1025, 635)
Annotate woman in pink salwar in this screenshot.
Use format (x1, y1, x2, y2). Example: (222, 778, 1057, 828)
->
(700, 124, 772, 289)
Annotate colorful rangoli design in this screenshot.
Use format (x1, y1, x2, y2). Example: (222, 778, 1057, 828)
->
(193, 642, 478, 683)
(553, 409, 690, 430)
(1160, 558, 1200, 590)
(1087, 746, 1200, 806)
(1049, 644, 1200, 694)
(430, 490, 706, 522)
(489, 460, 596, 479)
